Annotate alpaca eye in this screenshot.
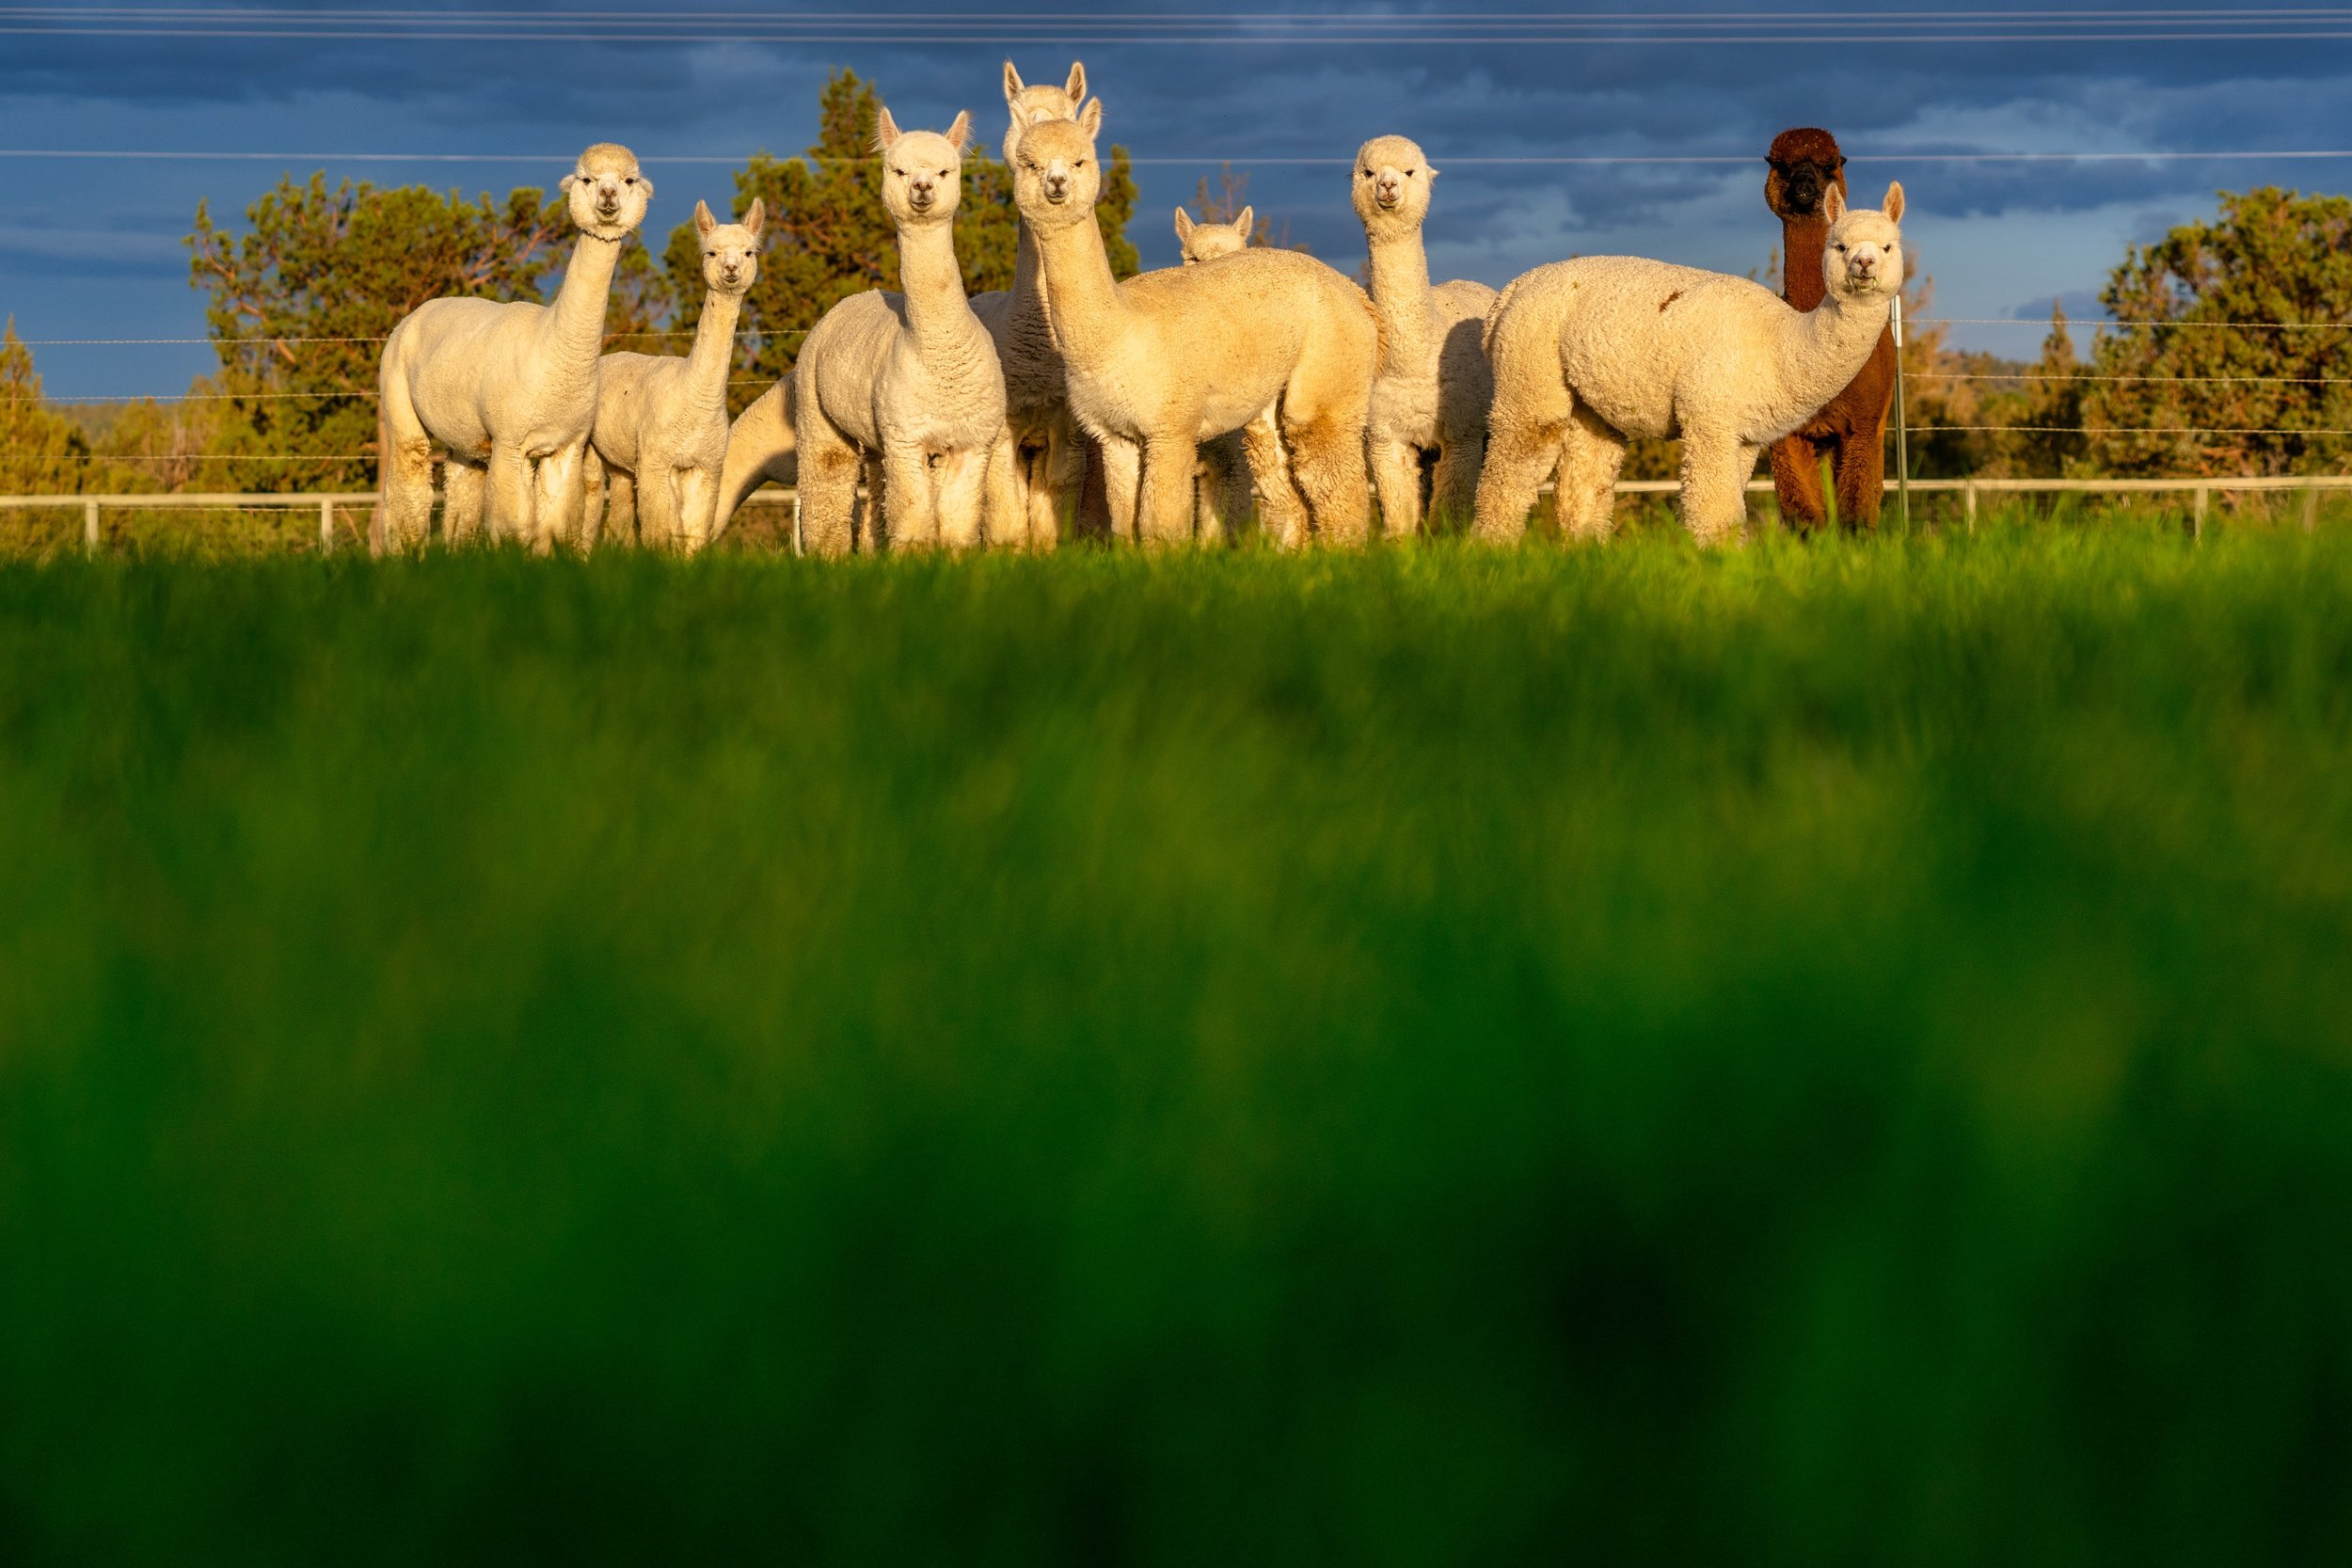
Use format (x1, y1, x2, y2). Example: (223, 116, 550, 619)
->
(1406, 168, 1418, 177)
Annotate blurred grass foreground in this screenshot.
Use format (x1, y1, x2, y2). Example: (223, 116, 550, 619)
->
(4, 521, 2351, 1563)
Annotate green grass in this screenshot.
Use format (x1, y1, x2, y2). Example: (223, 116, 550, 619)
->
(4, 517, 2351, 1563)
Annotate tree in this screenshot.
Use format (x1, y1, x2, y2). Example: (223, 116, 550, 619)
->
(1186, 165, 1302, 251)
(188, 175, 575, 490)
(2017, 305, 2086, 477)
(663, 69, 1140, 416)
(0, 320, 93, 494)
(2085, 186, 2352, 477)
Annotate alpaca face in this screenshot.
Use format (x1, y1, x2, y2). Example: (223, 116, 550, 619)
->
(693, 198, 765, 296)
(1820, 182, 1906, 299)
(1352, 135, 1436, 232)
(562, 143, 653, 241)
(1009, 100, 1105, 230)
(1001, 58, 1087, 167)
(875, 107, 973, 228)
(1765, 127, 1846, 220)
(1175, 206, 1249, 264)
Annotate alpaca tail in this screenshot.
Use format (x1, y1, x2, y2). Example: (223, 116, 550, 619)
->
(1483, 274, 1528, 360)
(713, 378, 798, 543)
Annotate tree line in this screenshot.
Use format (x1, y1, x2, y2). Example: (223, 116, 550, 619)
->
(5, 79, 2349, 496)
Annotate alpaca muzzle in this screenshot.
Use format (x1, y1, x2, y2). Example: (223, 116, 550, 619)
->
(1375, 175, 1403, 210)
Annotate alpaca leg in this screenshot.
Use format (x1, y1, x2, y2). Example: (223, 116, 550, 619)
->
(1558, 406, 1627, 543)
(796, 421, 861, 560)
(485, 442, 533, 544)
(1369, 436, 1424, 540)
(1429, 430, 1485, 535)
(1677, 432, 1751, 547)
(983, 432, 1028, 550)
(373, 384, 436, 555)
(937, 448, 991, 550)
(1285, 415, 1372, 547)
(1077, 433, 1114, 543)
(1045, 422, 1089, 545)
(580, 448, 606, 551)
(441, 458, 486, 547)
(882, 445, 938, 552)
(636, 451, 684, 548)
(1239, 414, 1308, 550)
(533, 443, 588, 553)
(1770, 435, 1831, 532)
(1139, 436, 1199, 547)
(677, 467, 720, 553)
(1833, 429, 1887, 531)
(1099, 436, 1141, 545)
(605, 469, 638, 547)
(1195, 433, 1248, 546)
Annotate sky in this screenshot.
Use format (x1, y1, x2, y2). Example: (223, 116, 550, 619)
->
(5, 3, 2351, 400)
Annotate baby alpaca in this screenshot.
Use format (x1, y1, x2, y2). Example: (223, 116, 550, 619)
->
(1353, 135, 1495, 535)
(1013, 100, 1378, 546)
(793, 105, 1007, 553)
(1173, 203, 1264, 543)
(375, 142, 653, 552)
(585, 198, 765, 551)
(1475, 182, 1907, 547)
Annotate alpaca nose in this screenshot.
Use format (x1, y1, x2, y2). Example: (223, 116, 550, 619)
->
(1043, 170, 1069, 202)
(1375, 175, 1402, 207)
(1851, 251, 1878, 277)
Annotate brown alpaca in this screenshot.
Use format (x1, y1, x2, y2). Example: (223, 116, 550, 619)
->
(1764, 128, 1898, 531)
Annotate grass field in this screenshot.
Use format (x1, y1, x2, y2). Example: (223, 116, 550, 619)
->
(4, 517, 2351, 1563)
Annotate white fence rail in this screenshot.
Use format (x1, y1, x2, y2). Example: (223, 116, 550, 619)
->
(5, 476, 2349, 553)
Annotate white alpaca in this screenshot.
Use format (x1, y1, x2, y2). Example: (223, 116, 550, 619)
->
(1012, 100, 1379, 546)
(1475, 182, 1907, 546)
(1353, 135, 1494, 535)
(792, 106, 1007, 553)
(969, 60, 1090, 548)
(584, 199, 765, 552)
(375, 143, 653, 552)
(1173, 204, 1263, 544)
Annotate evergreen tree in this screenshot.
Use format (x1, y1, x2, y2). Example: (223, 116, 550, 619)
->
(2018, 305, 2086, 477)
(0, 320, 93, 494)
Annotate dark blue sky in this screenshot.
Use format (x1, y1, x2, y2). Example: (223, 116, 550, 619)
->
(7, 4, 2351, 398)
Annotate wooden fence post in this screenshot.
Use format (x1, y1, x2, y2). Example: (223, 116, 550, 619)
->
(320, 498, 335, 553)
(1963, 480, 1978, 533)
(2192, 485, 2208, 542)
(2304, 487, 2320, 534)
(83, 498, 100, 556)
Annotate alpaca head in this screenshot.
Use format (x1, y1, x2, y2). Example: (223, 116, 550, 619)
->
(1009, 98, 1105, 230)
(692, 198, 765, 296)
(1820, 182, 1905, 302)
(875, 105, 974, 228)
(1765, 127, 1847, 221)
(1002, 59, 1087, 166)
(1174, 205, 1249, 264)
(1352, 135, 1437, 234)
(561, 143, 654, 242)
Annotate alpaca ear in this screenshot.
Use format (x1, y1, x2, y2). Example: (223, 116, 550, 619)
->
(1002, 61, 1025, 105)
(1883, 182, 1905, 224)
(636, 173, 655, 201)
(1236, 205, 1254, 238)
(1173, 208, 1193, 240)
(694, 198, 716, 236)
(1024, 103, 1055, 128)
(742, 198, 766, 240)
(875, 106, 901, 152)
(1065, 61, 1086, 103)
(559, 173, 578, 193)
(946, 110, 973, 153)
(1821, 183, 1846, 223)
(1077, 97, 1104, 138)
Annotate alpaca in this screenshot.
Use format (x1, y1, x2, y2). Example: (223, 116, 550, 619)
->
(375, 143, 653, 552)
(583, 198, 765, 552)
(1353, 135, 1495, 535)
(711, 373, 795, 544)
(792, 105, 1007, 554)
(1173, 203, 1263, 543)
(1764, 127, 1898, 531)
(968, 60, 1090, 548)
(1011, 100, 1378, 546)
(1473, 182, 1906, 547)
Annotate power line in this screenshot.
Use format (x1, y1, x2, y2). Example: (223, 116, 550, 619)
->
(17, 148, 2352, 166)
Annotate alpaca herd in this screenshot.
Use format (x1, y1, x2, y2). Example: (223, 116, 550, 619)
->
(372, 64, 1910, 555)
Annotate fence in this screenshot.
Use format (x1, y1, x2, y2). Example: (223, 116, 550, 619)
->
(5, 474, 2347, 555)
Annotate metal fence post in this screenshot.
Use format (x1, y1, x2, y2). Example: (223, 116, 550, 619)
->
(83, 497, 100, 556)
(320, 497, 335, 553)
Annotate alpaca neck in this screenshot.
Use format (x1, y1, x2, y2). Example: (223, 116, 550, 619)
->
(1780, 214, 1830, 311)
(685, 289, 742, 407)
(1776, 290, 1895, 412)
(897, 218, 971, 346)
(545, 230, 625, 367)
(1014, 218, 1050, 316)
(1365, 223, 1436, 365)
(1029, 213, 1122, 368)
